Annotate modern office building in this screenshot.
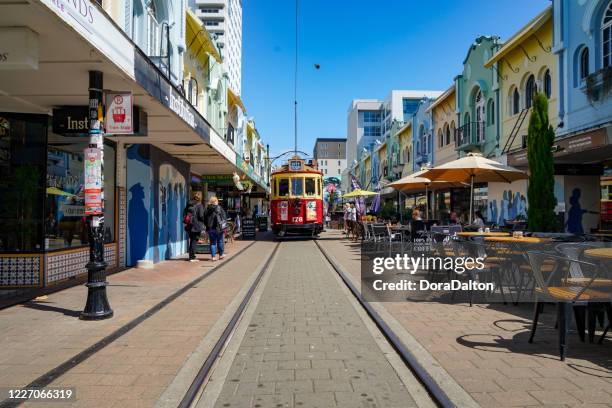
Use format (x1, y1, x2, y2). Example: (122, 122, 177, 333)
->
(313, 138, 347, 180)
(190, 0, 243, 95)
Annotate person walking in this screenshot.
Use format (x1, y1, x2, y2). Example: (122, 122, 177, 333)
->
(205, 196, 227, 261)
(184, 192, 205, 262)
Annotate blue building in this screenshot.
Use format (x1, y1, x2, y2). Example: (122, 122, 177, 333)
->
(551, 0, 612, 232)
(554, 0, 612, 138)
(412, 98, 436, 171)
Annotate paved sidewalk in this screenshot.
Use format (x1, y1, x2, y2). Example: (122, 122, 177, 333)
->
(0, 237, 276, 408)
(320, 230, 612, 407)
(211, 240, 423, 408)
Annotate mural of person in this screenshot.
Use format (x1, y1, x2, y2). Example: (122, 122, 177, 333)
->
(128, 183, 148, 264)
(518, 194, 527, 218)
(498, 190, 509, 226)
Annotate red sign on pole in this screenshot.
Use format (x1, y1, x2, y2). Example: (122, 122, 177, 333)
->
(105, 92, 133, 134)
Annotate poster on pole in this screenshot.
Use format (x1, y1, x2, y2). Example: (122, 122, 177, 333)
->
(84, 148, 103, 215)
(105, 92, 133, 134)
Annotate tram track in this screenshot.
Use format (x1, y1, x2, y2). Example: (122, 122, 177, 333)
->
(313, 239, 455, 408)
(178, 241, 280, 408)
(181, 238, 453, 408)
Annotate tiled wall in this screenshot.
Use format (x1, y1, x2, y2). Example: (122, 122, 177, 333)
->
(0, 255, 42, 287)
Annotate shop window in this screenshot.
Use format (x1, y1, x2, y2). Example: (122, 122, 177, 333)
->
(291, 178, 303, 196)
(0, 113, 46, 252)
(305, 178, 316, 196)
(45, 139, 116, 251)
(278, 178, 289, 196)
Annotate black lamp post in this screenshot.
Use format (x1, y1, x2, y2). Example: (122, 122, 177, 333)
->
(81, 70, 113, 320)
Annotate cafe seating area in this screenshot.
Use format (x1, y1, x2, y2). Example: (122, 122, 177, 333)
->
(347, 218, 612, 361)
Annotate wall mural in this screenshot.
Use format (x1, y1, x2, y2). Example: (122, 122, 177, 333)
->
(127, 145, 189, 266)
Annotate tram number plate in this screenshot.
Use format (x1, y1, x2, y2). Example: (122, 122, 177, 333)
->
(292, 216, 303, 223)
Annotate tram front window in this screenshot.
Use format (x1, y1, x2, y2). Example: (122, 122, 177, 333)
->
(305, 178, 316, 196)
(291, 178, 304, 196)
(278, 178, 290, 197)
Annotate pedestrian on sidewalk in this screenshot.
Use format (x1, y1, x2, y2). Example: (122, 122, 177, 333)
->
(205, 196, 227, 261)
(184, 192, 205, 262)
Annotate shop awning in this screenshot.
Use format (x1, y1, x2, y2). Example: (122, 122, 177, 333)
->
(0, 0, 239, 177)
(228, 88, 246, 113)
(186, 9, 222, 65)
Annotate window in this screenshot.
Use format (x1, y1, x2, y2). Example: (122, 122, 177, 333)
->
(324, 169, 328, 175)
(363, 111, 381, 123)
(525, 75, 536, 108)
(445, 124, 451, 145)
(278, 179, 289, 197)
(438, 129, 443, 148)
(512, 87, 520, 114)
(543, 69, 552, 99)
(0, 113, 46, 252)
(580, 47, 589, 80)
(204, 21, 219, 26)
(46, 140, 116, 251)
(603, 2, 612, 68)
(364, 126, 381, 137)
(305, 178, 316, 196)
(487, 99, 495, 125)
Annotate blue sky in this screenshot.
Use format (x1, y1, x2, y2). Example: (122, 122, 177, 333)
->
(241, 0, 550, 157)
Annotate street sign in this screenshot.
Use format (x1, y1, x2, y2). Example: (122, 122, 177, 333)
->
(106, 92, 133, 134)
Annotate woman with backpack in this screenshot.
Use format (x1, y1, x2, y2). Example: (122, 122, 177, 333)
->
(205, 196, 227, 261)
(184, 192, 205, 262)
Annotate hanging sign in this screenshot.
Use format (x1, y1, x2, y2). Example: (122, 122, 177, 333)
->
(106, 92, 133, 134)
(84, 148, 103, 215)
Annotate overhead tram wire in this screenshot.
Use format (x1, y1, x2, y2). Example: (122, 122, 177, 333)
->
(294, 0, 298, 155)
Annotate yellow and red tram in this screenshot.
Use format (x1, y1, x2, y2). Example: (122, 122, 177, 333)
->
(270, 157, 324, 237)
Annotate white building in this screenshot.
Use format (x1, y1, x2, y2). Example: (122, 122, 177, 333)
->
(313, 138, 346, 180)
(190, 0, 243, 95)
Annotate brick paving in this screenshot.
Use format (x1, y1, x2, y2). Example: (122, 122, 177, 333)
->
(0, 237, 276, 408)
(212, 240, 423, 408)
(320, 230, 612, 407)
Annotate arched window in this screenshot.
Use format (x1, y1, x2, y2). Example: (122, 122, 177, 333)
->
(543, 69, 552, 99)
(580, 47, 590, 79)
(487, 99, 495, 125)
(450, 121, 456, 142)
(464, 113, 471, 139)
(525, 75, 537, 109)
(512, 87, 520, 115)
(438, 129, 443, 147)
(603, 1, 612, 67)
(444, 124, 451, 145)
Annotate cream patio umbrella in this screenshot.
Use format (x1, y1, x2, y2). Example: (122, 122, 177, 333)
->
(389, 169, 468, 219)
(420, 153, 528, 224)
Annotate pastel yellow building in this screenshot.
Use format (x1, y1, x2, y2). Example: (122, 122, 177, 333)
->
(429, 86, 457, 166)
(396, 121, 413, 177)
(485, 6, 557, 164)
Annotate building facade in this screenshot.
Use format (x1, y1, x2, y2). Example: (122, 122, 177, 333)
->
(455, 36, 502, 158)
(412, 98, 436, 171)
(191, 0, 243, 95)
(431, 86, 458, 167)
(313, 138, 347, 180)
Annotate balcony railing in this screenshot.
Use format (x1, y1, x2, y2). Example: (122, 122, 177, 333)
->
(455, 121, 485, 150)
(585, 67, 612, 103)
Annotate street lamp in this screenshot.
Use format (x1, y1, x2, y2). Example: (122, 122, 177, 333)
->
(81, 71, 113, 320)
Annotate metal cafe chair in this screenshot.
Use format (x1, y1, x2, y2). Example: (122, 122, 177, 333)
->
(526, 251, 612, 360)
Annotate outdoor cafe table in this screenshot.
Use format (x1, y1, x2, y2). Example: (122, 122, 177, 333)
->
(456, 231, 510, 238)
(583, 247, 612, 261)
(483, 236, 552, 244)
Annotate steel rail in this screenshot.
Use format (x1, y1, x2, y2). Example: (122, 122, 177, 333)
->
(179, 242, 281, 408)
(314, 240, 455, 408)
